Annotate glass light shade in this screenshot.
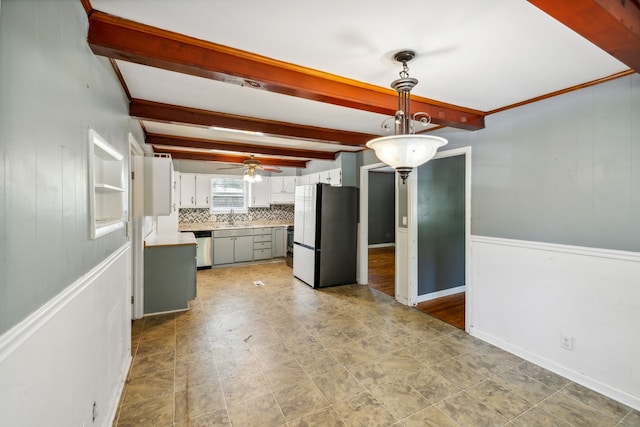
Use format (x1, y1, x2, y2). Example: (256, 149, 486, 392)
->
(243, 170, 261, 182)
(366, 134, 447, 168)
(366, 134, 448, 182)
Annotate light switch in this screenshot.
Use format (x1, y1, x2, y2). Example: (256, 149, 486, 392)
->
(402, 216, 407, 225)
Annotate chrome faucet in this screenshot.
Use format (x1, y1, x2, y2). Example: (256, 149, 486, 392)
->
(228, 208, 235, 226)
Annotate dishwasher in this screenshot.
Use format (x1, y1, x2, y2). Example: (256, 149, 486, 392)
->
(193, 230, 212, 269)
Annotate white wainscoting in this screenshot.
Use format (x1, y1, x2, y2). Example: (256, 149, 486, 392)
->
(469, 236, 640, 410)
(0, 244, 132, 427)
(395, 228, 409, 305)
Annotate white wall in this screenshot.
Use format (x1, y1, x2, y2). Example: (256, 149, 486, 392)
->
(470, 236, 640, 409)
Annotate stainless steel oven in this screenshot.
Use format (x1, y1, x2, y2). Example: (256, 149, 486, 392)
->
(286, 226, 294, 267)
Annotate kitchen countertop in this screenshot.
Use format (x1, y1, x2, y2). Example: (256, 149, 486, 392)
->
(179, 221, 293, 232)
(145, 231, 197, 247)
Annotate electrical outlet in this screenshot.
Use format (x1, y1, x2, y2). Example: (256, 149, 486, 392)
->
(561, 335, 574, 351)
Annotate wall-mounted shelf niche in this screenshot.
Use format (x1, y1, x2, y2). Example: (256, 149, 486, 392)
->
(88, 128, 126, 239)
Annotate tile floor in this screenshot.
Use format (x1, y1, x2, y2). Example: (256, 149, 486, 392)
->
(114, 261, 640, 427)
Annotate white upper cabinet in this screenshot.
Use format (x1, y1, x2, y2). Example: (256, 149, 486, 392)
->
(270, 176, 296, 204)
(144, 154, 173, 216)
(195, 174, 212, 208)
(157, 171, 180, 235)
(249, 177, 270, 207)
(301, 169, 342, 187)
(180, 173, 212, 208)
(328, 168, 342, 186)
(179, 173, 196, 208)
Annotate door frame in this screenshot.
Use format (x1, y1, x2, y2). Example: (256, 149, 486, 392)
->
(357, 162, 389, 285)
(409, 146, 472, 331)
(129, 133, 145, 319)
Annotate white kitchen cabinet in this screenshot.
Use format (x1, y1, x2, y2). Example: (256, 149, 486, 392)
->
(179, 173, 197, 207)
(157, 171, 180, 235)
(328, 168, 342, 186)
(270, 176, 296, 204)
(180, 173, 212, 208)
(249, 177, 270, 207)
(317, 168, 342, 186)
(195, 174, 212, 208)
(144, 154, 173, 216)
(272, 227, 285, 258)
(307, 173, 320, 184)
(301, 169, 342, 187)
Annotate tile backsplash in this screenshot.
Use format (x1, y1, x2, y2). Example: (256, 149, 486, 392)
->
(179, 205, 294, 224)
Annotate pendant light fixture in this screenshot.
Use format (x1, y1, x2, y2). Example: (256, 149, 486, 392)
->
(243, 168, 262, 183)
(366, 51, 447, 183)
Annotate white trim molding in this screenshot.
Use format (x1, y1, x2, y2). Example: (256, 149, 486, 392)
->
(414, 285, 466, 304)
(358, 162, 388, 285)
(469, 235, 640, 410)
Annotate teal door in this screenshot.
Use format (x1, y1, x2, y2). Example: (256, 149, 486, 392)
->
(417, 155, 466, 295)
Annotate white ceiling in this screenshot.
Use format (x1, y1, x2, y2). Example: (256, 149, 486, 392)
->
(90, 0, 629, 166)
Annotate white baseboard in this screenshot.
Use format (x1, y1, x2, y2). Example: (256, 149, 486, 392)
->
(415, 285, 466, 304)
(368, 242, 395, 249)
(471, 328, 640, 411)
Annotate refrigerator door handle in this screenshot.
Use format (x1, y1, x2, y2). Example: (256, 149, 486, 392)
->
(293, 241, 315, 251)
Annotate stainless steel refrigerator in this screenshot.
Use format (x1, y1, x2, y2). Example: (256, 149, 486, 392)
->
(293, 183, 358, 288)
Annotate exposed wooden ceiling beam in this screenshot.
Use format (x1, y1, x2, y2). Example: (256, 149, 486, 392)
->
(131, 99, 372, 146)
(528, 0, 640, 73)
(146, 133, 338, 160)
(88, 11, 485, 131)
(152, 148, 308, 168)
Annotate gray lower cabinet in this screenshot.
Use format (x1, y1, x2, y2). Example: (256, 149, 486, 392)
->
(144, 243, 197, 314)
(272, 227, 285, 258)
(213, 229, 254, 264)
(213, 237, 234, 265)
(253, 227, 272, 260)
(234, 235, 253, 262)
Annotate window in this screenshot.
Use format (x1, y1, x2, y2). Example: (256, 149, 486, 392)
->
(211, 176, 247, 213)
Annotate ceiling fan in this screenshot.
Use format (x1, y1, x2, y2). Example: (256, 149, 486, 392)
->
(216, 155, 282, 178)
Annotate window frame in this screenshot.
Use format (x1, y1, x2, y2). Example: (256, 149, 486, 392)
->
(210, 174, 248, 214)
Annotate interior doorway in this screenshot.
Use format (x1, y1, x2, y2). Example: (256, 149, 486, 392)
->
(358, 163, 396, 297)
(411, 147, 471, 331)
(367, 246, 395, 297)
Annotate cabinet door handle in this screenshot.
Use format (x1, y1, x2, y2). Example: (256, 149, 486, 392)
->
(191, 196, 194, 204)
(206, 196, 209, 204)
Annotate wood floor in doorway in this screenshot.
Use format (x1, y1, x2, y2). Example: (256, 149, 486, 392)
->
(367, 246, 465, 330)
(367, 246, 395, 297)
(416, 292, 466, 330)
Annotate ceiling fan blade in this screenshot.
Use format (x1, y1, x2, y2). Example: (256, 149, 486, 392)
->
(261, 166, 282, 173)
(216, 165, 244, 170)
